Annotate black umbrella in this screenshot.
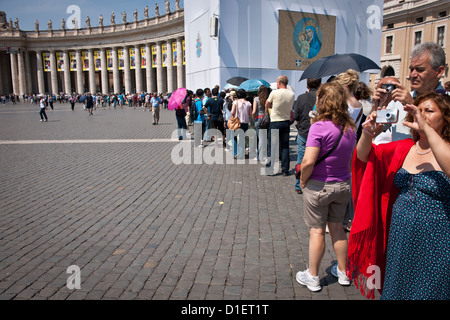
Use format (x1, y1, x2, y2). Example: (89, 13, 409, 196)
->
(299, 53, 380, 81)
(227, 76, 248, 86)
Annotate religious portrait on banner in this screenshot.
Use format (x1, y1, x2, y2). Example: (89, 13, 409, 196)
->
(182, 40, 185, 65)
(118, 49, 124, 70)
(151, 45, 157, 68)
(82, 51, 89, 71)
(106, 50, 112, 71)
(94, 50, 101, 71)
(141, 47, 147, 69)
(42, 52, 50, 72)
(278, 11, 336, 70)
(172, 42, 177, 66)
(129, 47, 136, 70)
(56, 52, 64, 72)
(162, 44, 167, 67)
(69, 51, 77, 71)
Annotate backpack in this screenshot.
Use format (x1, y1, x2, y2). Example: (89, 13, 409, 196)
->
(193, 98, 201, 121)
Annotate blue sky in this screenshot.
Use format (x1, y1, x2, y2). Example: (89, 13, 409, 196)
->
(0, 0, 184, 31)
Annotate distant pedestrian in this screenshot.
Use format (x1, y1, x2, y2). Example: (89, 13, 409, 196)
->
(85, 93, 94, 116)
(151, 93, 162, 125)
(39, 96, 48, 122)
(48, 95, 54, 110)
(69, 95, 76, 111)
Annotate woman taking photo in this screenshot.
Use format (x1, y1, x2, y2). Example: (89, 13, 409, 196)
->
(296, 82, 357, 292)
(348, 92, 450, 300)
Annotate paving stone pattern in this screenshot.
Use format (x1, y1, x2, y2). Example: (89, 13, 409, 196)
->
(0, 102, 378, 300)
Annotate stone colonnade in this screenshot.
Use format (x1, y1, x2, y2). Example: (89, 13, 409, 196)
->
(6, 38, 185, 95)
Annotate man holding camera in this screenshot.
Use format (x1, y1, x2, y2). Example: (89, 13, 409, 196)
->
(374, 42, 446, 141)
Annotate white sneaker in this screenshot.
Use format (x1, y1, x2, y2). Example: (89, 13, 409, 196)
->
(296, 269, 321, 292)
(331, 263, 351, 286)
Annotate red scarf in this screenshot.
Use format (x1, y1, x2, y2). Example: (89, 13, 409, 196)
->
(347, 139, 414, 299)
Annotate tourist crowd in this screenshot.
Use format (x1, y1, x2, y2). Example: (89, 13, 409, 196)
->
(3, 41, 450, 300)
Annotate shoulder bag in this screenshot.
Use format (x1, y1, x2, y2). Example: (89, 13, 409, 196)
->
(295, 125, 345, 179)
(227, 101, 241, 131)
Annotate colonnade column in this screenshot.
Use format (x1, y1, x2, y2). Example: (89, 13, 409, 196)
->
(0, 63, 3, 95)
(145, 43, 155, 93)
(10, 53, 19, 95)
(76, 49, 84, 93)
(112, 47, 120, 94)
(166, 40, 175, 92)
(124, 46, 131, 94)
(156, 42, 166, 94)
(88, 49, 96, 94)
(49, 50, 58, 94)
(177, 38, 185, 89)
(63, 50, 71, 94)
(24, 50, 33, 95)
(36, 51, 45, 94)
(17, 50, 27, 95)
(100, 48, 109, 94)
(135, 45, 143, 94)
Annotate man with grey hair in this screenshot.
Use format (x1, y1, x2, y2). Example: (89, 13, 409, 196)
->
(391, 42, 446, 105)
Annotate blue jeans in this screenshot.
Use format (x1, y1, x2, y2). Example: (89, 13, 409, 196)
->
(295, 135, 307, 190)
(176, 115, 187, 139)
(254, 120, 269, 161)
(233, 123, 249, 158)
(269, 120, 291, 173)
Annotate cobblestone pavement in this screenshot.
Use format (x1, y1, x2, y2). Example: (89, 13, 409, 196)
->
(0, 102, 378, 301)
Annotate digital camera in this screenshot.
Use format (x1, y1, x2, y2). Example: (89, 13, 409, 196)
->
(376, 109, 399, 124)
(381, 83, 396, 94)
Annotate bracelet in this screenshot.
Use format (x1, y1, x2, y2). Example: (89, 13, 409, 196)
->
(363, 128, 375, 137)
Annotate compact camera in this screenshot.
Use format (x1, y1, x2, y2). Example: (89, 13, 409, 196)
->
(381, 83, 396, 94)
(376, 109, 399, 124)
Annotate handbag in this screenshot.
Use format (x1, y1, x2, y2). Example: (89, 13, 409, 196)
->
(295, 126, 345, 179)
(176, 106, 186, 117)
(227, 101, 241, 131)
(259, 112, 271, 129)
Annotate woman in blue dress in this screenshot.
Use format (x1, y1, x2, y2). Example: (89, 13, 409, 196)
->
(354, 91, 450, 300)
(305, 26, 322, 59)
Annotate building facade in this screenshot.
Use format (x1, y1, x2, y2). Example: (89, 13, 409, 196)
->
(376, 0, 449, 86)
(184, 0, 384, 94)
(0, 5, 185, 96)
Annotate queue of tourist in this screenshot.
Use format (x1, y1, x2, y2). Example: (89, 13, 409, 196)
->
(174, 42, 450, 300)
(3, 41, 450, 300)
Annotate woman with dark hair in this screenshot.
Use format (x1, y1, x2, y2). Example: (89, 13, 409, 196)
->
(252, 85, 270, 162)
(348, 92, 450, 300)
(231, 89, 252, 159)
(296, 82, 357, 292)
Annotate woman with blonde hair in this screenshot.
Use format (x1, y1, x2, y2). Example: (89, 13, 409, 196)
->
(296, 82, 357, 292)
(336, 69, 365, 131)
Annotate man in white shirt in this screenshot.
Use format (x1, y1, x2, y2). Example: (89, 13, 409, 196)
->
(265, 75, 295, 176)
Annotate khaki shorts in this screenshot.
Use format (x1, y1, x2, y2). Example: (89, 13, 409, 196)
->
(302, 179, 352, 229)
